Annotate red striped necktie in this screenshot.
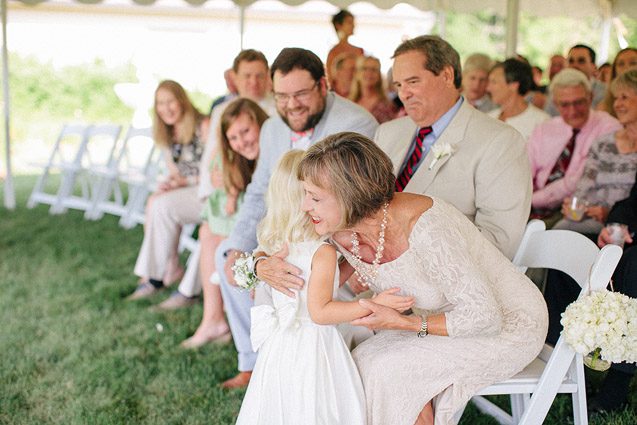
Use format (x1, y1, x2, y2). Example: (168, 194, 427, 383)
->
(395, 126, 433, 192)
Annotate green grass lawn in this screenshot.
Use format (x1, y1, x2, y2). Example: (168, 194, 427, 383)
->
(1, 175, 636, 425)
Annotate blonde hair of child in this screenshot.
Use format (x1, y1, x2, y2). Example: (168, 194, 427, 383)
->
(257, 150, 320, 255)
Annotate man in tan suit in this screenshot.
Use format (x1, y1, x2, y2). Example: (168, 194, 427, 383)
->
(376, 36, 531, 259)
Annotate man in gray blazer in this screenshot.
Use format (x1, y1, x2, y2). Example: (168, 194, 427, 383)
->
(217, 47, 378, 388)
(376, 35, 531, 260)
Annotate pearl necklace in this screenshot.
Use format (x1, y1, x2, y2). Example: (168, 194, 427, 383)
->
(350, 203, 389, 287)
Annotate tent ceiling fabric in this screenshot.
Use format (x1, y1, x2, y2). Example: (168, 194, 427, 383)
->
(13, 0, 637, 18)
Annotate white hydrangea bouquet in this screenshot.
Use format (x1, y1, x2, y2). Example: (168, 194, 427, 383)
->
(231, 252, 261, 291)
(561, 289, 637, 371)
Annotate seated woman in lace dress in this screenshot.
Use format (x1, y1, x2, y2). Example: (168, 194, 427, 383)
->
(554, 69, 637, 235)
(296, 132, 548, 425)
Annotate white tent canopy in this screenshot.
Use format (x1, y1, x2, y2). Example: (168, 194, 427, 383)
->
(2, 0, 636, 209)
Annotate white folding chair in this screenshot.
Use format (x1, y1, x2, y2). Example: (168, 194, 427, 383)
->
(470, 219, 623, 425)
(27, 123, 90, 211)
(118, 139, 164, 229)
(51, 123, 122, 214)
(85, 126, 153, 221)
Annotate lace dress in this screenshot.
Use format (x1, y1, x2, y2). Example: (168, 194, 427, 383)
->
(336, 198, 548, 425)
(236, 240, 366, 425)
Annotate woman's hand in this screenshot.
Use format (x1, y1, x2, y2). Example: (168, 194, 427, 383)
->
(210, 165, 224, 189)
(351, 299, 419, 331)
(560, 197, 572, 217)
(371, 288, 415, 312)
(585, 205, 609, 223)
(598, 225, 634, 248)
(225, 194, 238, 216)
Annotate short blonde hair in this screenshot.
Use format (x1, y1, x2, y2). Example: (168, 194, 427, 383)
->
(611, 69, 637, 95)
(298, 132, 394, 229)
(257, 150, 319, 255)
(463, 53, 493, 74)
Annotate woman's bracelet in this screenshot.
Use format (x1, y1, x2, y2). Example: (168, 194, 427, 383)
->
(252, 256, 269, 277)
(417, 316, 428, 338)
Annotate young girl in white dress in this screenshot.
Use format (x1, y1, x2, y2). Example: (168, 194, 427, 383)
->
(235, 150, 414, 425)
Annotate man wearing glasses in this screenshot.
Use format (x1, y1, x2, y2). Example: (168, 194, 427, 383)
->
(545, 44, 607, 117)
(216, 47, 377, 389)
(528, 68, 620, 223)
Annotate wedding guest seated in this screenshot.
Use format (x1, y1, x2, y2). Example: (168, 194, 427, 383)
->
(527, 68, 620, 226)
(349, 55, 398, 123)
(375, 36, 531, 259)
(548, 54, 567, 81)
(598, 47, 637, 117)
(461, 53, 496, 112)
(326, 9, 363, 87)
(127, 80, 209, 299)
(598, 62, 612, 84)
(487, 58, 550, 140)
(545, 169, 637, 415)
(545, 44, 607, 116)
(553, 70, 637, 234)
(330, 52, 357, 97)
(218, 47, 378, 389)
(181, 99, 268, 348)
(292, 132, 548, 425)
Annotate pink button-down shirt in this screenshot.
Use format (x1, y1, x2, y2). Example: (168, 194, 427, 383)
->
(527, 110, 621, 209)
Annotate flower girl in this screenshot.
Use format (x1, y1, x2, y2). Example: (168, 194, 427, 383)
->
(235, 150, 414, 425)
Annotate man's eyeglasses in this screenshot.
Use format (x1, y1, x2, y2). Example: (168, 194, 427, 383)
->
(273, 81, 319, 104)
(556, 98, 589, 109)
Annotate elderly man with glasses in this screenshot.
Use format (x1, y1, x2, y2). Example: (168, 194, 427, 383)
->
(216, 47, 377, 389)
(528, 68, 620, 224)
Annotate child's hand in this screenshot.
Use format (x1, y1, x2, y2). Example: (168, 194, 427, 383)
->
(371, 288, 415, 312)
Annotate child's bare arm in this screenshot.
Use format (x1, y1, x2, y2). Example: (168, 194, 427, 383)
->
(307, 245, 414, 325)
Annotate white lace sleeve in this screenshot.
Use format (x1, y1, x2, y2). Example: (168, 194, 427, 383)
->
(417, 221, 503, 338)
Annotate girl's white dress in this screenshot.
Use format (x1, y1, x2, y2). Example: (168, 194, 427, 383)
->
(235, 240, 366, 425)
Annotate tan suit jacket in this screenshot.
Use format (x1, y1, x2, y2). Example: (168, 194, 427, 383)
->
(375, 101, 532, 259)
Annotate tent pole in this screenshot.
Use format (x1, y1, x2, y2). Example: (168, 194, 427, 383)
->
(437, 10, 446, 39)
(239, 5, 245, 50)
(504, 0, 519, 58)
(598, 16, 611, 65)
(1, 0, 15, 210)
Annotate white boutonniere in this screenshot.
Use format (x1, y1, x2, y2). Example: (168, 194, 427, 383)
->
(428, 143, 454, 170)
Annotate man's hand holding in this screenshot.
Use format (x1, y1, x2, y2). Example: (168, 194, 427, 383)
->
(256, 244, 304, 298)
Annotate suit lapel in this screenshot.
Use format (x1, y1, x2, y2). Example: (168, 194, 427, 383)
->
(404, 101, 472, 193)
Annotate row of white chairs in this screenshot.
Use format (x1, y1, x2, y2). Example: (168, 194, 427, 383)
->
(27, 122, 199, 254)
(27, 123, 163, 228)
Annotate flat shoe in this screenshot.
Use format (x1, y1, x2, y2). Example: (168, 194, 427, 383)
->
(221, 371, 252, 389)
(126, 281, 160, 300)
(152, 291, 199, 311)
(180, 331, 232, 349)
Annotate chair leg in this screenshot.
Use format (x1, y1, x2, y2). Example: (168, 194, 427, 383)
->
(27, 168, 50, 209)
(571, 356, 588, 425)
(511, 394, 530, 423)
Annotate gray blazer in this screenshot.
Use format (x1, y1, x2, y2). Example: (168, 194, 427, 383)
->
(375, 101, 532, 259)
(227, 92, 378, 252)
